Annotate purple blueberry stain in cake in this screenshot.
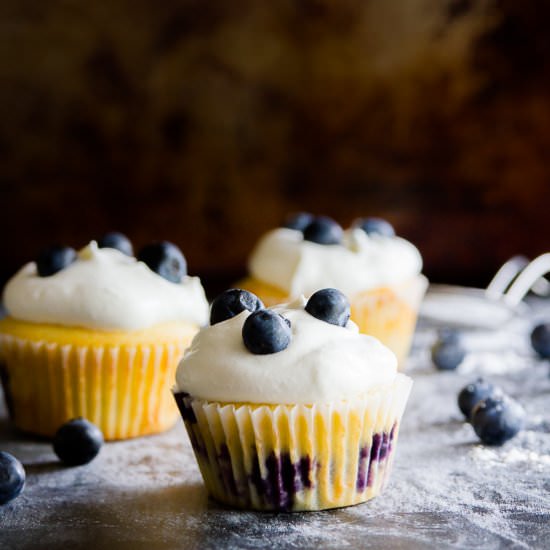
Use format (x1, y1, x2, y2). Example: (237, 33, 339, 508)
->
(0, 362, 14, 419)
(298, 456, 313, 489)
(217, 444, 239, 497)
(173, 392, 208, 457)
(250, 450, 264, 499)
(173, 392, 197, 424)
(248, 450, 315, 511)
(358, 425, 397, 490)
(356, 445, 370, 491)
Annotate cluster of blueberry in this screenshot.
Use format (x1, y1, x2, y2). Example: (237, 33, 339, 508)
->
(283, 212, 396, 245)
(458, 379, 526, 446)
(432, 320, 550, 372)
(36, 231, 187, 284)
(0, 418, 103, 505)
(209, 287, 351, 355)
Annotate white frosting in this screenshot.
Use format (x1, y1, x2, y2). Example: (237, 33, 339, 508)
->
(175, 297, 398, 404)
(248, 227, 423, 297)
(3, 242, 209, 330)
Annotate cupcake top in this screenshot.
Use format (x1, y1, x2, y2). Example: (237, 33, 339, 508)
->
(248, 215, 422, 297)
(3, 240, 209, 331)
(175, 289, 397, 405)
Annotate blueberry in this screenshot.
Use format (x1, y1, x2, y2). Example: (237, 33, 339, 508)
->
(36, 245, 77, 277)
(53, 418, 104, 466)
(0, 451, 25, 505)
(210, 289, 264, 325)
(137, 241, 187, 283)
(302, 216, 343, 245)
(242, 310, 292, 354)
(356, 217, 396, 237)
(470, 396, 525, 446)
(282, 212, 313, 232)
(458, 378, 498, 419)
(97, 231, 133, 256)
(431, 336, 466, 371)
(530, 323, 550, 358)
(305, 288, 350, 327)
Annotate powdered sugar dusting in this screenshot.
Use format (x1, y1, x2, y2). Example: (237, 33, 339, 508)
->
(1, 291, 550, 549)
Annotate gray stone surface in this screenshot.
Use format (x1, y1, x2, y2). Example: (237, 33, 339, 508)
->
(1, 289, 550, 549)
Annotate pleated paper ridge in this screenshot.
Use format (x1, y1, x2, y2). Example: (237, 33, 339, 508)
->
(0, 334, 187, 439)
(178, 374, 412, 511)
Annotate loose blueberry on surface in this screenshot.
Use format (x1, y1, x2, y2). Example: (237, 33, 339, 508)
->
(282, 212, 314, 232)
(36, 245, 77, 277)
(0, 451, 25, 505)
(356, 217, 396, 237)
(431, 336, 466, 371)
(97, 231, 134, 256)
(530, 323, 550, 358)
(242, 310, 292, 354)
(210, 289, 264, 325)
(305, 288, 350, 327)
(470, 396, 525, 446)
(53, 418, 104, 466)
(137, 241, 187, 283)
(458, 378, 498, 419)
(302, 216, 343, 245)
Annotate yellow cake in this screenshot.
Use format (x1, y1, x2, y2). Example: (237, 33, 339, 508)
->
(173, 289, 412, 511)
(239, 215, 427, 367)
(0, 238, 208, 440)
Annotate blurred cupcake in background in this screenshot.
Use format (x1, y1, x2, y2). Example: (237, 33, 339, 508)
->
(173, 288, 412, 511)
(0, 233, 208, 440)
(239, 213, 427, 367)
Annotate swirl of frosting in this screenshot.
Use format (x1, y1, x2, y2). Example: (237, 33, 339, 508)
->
(248, 227, 423, 297)
(3, 242, 209, 330)
(175, 297, 398, 404)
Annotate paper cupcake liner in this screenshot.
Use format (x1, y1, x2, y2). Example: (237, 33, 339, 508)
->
(351, 275, 428, 368)
(174, 374, 412, 511)
(0, 334, 189, 440)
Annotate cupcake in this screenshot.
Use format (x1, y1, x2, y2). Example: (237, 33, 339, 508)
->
(0, 233, 208, 440)
(173, 288, 412, 511)
(239, 214, 428, 367)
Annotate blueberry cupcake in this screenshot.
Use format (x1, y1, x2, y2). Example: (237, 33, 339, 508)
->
(0, 234, 208, 440)
(239, 214, 428, 367)
(173, 288, 412, 511)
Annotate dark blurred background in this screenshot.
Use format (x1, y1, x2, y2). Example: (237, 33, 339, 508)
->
(1, 1, 550, 294)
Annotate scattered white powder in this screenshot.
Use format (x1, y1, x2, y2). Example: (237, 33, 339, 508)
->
(471, 444, 550, 469)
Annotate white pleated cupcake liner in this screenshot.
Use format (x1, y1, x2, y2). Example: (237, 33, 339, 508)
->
(175, 373, 412, 511)
(0, 334, 185, 439)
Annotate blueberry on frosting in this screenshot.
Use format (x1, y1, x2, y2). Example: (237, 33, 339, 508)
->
(36, 245, 77, 277)
(282, 212, 313, 232)
(242, 309, 291, 354)
(305, 288, 350, 327)
(210, 289, 264, 325)
(137, 241, 187, 283)
(97, 231, 134, 256)
(356, 217, 395, 237)
(303, 216, 343, 245)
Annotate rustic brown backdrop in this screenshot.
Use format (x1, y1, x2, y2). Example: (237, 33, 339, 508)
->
(1, 1, 550, 293)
